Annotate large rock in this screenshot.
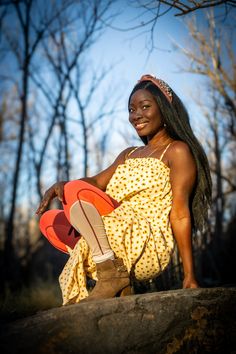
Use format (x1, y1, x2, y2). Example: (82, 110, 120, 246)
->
(0, 287, 235, 354)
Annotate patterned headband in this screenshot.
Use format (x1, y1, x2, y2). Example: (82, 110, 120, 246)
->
(138, 74, 173, 103)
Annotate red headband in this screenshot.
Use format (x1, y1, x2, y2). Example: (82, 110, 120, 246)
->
(138, 74, 173, 103)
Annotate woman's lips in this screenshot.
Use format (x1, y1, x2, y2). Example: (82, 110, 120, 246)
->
(135, 122, 148, 131)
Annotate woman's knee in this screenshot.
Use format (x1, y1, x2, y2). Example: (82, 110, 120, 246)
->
(63, 179, 117, 215)
(63, 180, 93, 205)
(64, 180, 90, 197)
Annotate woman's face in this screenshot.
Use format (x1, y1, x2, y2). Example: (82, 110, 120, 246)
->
(128, 89, 163, 139)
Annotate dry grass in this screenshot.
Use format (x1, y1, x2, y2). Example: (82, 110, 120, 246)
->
(0, 279, 62, 323)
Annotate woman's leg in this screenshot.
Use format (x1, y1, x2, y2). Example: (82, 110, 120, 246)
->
(62, 180, 130, 301)
(62, 180, 120, 263)
(39, 180, 119, 258)
(40, 180, 130, 301)
(39, 209, 80, 254)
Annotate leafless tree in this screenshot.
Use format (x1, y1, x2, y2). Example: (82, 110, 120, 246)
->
(145, 0, 236, 16)
(0, 0, 117, 286)
(174, 11, 236, 284)
(28, 1, 119, 193)
(179, 13, 235, 135)
(106, 1, 236, 52)
(0, 0, 81, 284)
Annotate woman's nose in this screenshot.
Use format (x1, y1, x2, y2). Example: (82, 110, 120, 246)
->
(133, 108, 143, 120)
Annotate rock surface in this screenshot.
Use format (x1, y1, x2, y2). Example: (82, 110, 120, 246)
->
(0, 287, 236, 354)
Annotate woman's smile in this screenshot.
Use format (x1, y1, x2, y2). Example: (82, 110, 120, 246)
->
(134, 121, 149, 131)
(128, 89, 163, 138)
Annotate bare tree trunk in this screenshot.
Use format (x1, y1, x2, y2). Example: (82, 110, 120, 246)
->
(1, 0, 80, 285)
(213, 113, 224, 245)
(3, 1, 31, 283)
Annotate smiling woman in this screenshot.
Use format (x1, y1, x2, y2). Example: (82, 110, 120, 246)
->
(36, 74, 212, 305)
(129, 89, 164, 138)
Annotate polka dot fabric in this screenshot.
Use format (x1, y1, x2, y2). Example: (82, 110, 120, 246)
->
(59, 152, 174, 305)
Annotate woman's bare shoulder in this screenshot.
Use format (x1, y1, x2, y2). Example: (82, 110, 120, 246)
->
(168, 140, 193, 157)
(167, 140, 195, 169)
(114, 146, 138, 164)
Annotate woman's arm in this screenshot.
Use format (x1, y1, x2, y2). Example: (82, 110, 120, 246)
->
(79, 147, 131, 191)
(168, 141, 199, 288)
(36, 147, 134, 215)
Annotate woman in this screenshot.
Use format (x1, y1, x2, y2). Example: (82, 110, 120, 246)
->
(36, 74, 212, 305)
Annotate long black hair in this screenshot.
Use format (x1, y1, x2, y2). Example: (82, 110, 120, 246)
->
(128, 80, 212, 233)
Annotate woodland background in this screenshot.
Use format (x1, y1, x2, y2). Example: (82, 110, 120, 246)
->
(0, 0, 235, 321)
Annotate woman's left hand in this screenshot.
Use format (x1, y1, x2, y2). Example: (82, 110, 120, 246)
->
(183, 275, 199, 289)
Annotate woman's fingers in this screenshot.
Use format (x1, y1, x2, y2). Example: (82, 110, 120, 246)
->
(36, 196, 50, 215)
(183, 278, 199, 289)
(56, 182, 66, 203)
(35, 182, 67, 215)
(35, 188, 55, 215)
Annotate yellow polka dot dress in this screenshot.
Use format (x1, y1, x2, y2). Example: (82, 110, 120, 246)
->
(59, 148, 175, 305)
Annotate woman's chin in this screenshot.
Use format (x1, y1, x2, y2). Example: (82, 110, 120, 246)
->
(135, 128, 147, 136)
(137, 131, 147, 138)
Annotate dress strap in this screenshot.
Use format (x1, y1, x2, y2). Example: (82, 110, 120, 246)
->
(125, 147, 139, 159)
(159, 142, 172, 161)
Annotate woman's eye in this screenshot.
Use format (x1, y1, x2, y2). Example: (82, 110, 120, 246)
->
(142, 105, 150, 110)
(128, 107, 134, 113)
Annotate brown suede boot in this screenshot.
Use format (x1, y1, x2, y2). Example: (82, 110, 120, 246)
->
(81, 258, 131, 302)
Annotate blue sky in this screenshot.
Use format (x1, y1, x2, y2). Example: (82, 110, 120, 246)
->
(1, 1, 233, 186)
(84, 2, 209, 173)
(90, 2, 193, 98)
(0, 1, 234, 215)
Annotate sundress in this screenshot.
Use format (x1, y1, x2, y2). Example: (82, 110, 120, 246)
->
(59, 145, 175, 305)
